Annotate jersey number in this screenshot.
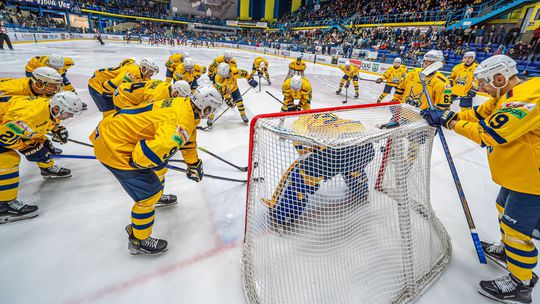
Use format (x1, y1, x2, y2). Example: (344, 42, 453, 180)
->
(488, 113, 509, 129)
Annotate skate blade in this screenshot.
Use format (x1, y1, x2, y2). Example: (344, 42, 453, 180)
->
(42, 175, 72, 180)
(129, 247, 169, 256)
(477, 289, 525, 304)
(0, 212, 39, 224)
(155, 201, 179, 208)
(486, 255, 508, 270)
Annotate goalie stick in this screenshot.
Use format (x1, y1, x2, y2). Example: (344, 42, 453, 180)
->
(419, 61, 487, 264)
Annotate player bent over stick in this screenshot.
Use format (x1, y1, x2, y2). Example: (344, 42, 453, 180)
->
(281, 75, 312, 112)
(376, 57, 407, 103)
(421, 55, 540, 304)
(91, 86, 223, 255)
(0, 92, 84, 224)
(250, 57, 271, 85)
(264, 113, 375, 231)
(336, 62, 360, 98)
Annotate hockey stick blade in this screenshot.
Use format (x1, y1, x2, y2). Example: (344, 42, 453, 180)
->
(419, 61, 444, 80)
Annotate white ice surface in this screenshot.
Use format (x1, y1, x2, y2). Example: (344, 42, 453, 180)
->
(0, 41, 537, 304)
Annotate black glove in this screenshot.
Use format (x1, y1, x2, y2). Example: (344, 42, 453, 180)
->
(209, 74, 215, 82)
(51, 125, 69, 144)
(20, 142, 51, 163)
(376, 78, 383, 84)
(420, 109, 457, 129)
(44, 139, 62, 155)
(186, 159, 203, 182)
(225, 98, 235, 108)
(467, 89, 477, 98)
(248, 78, 258, 88)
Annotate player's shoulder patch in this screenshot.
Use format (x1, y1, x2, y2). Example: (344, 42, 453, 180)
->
(501, 101, 536, 112)
(173, 126, 190, 147)
(6, 120, 33, 135)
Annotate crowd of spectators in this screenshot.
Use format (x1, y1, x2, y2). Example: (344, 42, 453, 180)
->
(74, 0, 169, 19)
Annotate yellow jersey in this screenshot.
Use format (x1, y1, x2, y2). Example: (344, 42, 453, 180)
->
(455, 78, 540, 195)
(88, 63, 145, 96)
(253, 57, 269, 69)
(165, 53, 186, 73)
(0, 95, 53, 151)
(173, 63, 207, 84)
(381, 64, 408, 87)
(208, 55, 238, 77)
(25, 56, 75, 76)
(392, 68, 452, 110)
(339, 64, 360, 77)
(289, 60, 306, 72)
(0, 77, 38, 97)
(113, 80, 171, 110)
(449, 62, 478, 97)
(282, 77, 312, 109)
(214, 67, 250, 98)
(91, 97, 200, 170)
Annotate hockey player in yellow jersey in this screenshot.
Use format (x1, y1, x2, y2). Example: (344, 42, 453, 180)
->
(0, 92, 83, 224)
(88, 58, 159, 117)
(265, 112, 374, 230)
(172, 58, 206, 89)
(421, 55, 540, 304)
(25, 54, 75, 91)
(113, 80, 191, 110)
(0, 67, 63, 97)
(281, 75, 312, 112)
(392, 50, 451, 111)
(91, 85, 223, 255)
(376, 58, 407, 103)
(165, 51, 189, 83)
(449, 51, 479, 111)
(286, 57, 306, 79)
(208, 50, 237, 83)
(250, 57, 271, 85)
(336, 62, 360, 98)
(209, 63, 258, 126)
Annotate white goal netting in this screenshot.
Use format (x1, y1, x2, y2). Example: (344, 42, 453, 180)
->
(242, 103, 451, 304)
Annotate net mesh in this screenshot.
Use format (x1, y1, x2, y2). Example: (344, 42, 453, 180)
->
(242, 103, 451, 304)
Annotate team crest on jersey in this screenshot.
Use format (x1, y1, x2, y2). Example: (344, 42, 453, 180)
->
(455, 76, 467, 86)
(405, 88, 423, 107)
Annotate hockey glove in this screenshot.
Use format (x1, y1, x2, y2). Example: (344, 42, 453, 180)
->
(44, 139, 62, 155)
(467, 89, 477, 98)
(248, 78, 259, 88)
(420, 109, 457, 129)
(186, 159, 204, 182)
(20, 142, 51, 163)
(376, 78, 383, 84)
(51, 125, 69, 144)
(225, 98, 235, 108)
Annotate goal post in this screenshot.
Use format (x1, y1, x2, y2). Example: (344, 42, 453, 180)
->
(242, 102, 452, 304)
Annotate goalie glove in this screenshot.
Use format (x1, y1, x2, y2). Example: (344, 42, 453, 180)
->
(51, 125, 69, 144)
(248, 78, 258, 88)
(186, 159, 204, 182)
(20, 142, 51, 163)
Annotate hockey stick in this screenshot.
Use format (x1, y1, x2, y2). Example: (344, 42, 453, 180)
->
(342, 84, 349, 104)
(258, 74, 262, 92)
(68, 138, 94, 148)
(51, 154, 247, 183)
(197, 87, 253, 131)
(419, 61, 487, 264)
(358, 77, 380, 83)
(265, 90, 285, 106)
(197, 146, 248, 172)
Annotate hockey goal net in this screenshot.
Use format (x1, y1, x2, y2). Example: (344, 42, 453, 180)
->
(242, 103, 451, 304)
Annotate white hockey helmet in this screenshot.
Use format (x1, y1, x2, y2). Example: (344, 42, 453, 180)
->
(48, 54, 65, 69)
(139, 58, 159, 76)
(290, 75, 303, 91)
(171, 80, 191, 98)
(344, 62, 351, 69)
(463, 51, 476, 63)
(184, 58, 194, 71)
(192, 85, 223, 118)
(474, 55, 518, 96)
(224, 50, 233, 62)
(180, 51, 190, 61)
(393, 57, 402, 64)
(423, 50, 444, 64)
(217, 62, 230, 78)
(49, 91, 83, 120)
(260, 61, 266, 69)
(31, 67, 64, 96)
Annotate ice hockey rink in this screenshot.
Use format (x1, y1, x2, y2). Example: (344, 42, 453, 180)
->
(0, 40, 538, 304)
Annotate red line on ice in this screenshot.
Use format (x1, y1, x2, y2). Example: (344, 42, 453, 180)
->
(63, 242, 240, 304)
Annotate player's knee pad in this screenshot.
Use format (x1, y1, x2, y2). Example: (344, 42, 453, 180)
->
(383, 85, 393, 94)
(459, 96, 473, 108)
(0, 148, 21, 201)
(501, 224, 538, 281)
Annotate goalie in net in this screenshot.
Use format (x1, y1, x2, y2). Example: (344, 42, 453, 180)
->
(243, 103, 451, 304)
